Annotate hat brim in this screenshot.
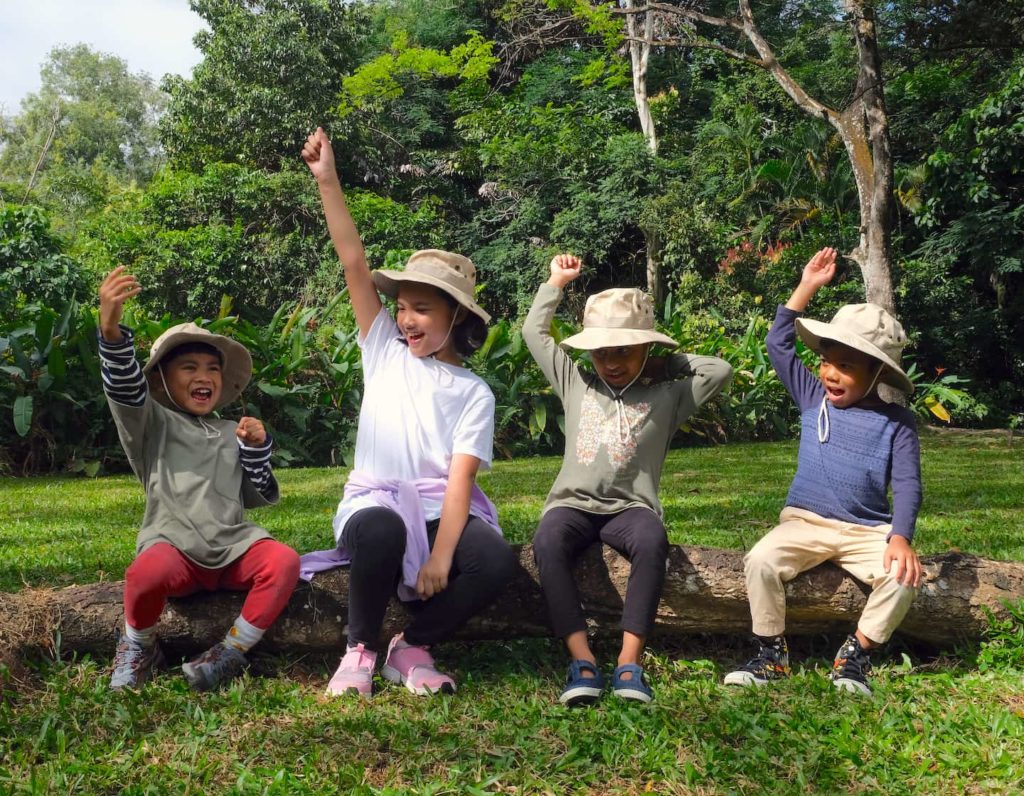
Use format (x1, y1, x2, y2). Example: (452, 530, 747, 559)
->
(372, 270, 491, 324)
(796, 317, 914, 394)
(559, 327, 679, 351)
(143, 331, 252, 409)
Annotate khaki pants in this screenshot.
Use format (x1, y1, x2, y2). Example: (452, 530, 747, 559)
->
(744, 507, 917, 643)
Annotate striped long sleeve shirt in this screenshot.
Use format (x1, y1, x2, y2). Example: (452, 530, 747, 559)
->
(99, 326, 279, 568)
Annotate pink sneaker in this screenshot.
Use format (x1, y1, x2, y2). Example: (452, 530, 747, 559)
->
(326, 643, 377, 697)
(381, 635, 456, 695)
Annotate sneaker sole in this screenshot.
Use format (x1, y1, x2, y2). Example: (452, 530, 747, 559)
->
(559, 684, 603, 707)
(832, 677, 872, 696)
(723, 671, 770, 687)
(381, 664, 455, 696)
(325, 683, 373, 698)
(612, 686, 653, 703)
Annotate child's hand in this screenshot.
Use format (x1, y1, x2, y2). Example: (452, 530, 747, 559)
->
(236, 417, 267, 447)
(416, 553, 452, 600)
(548, 253, 583, 289)
(883, 535, 922, 588)
(301, 127, 337, 184)
(98, 266, 141, 343)
(799, 247, 837, 292)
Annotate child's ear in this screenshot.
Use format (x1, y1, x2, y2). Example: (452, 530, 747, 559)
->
(146, 370, 165, 395)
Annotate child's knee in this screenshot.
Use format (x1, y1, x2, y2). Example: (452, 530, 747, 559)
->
(743, 542, 781, 580)
(532, 524, 565, 564)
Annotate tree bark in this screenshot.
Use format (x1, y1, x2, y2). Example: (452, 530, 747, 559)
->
(2, 545, 1021, 667)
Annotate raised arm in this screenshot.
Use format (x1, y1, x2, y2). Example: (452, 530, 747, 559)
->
(302, 127, 381, 337)
(522, 254, 583, 400)
(767, 247, 836, 410)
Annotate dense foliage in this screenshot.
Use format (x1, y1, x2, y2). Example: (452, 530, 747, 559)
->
(2, 0, 1022, 473)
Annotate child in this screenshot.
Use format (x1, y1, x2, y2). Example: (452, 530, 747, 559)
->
(98, 267, 300, 691)
(298, 128, 515, 697)
(724, 247, 923, 696)
(523, 254, 732, 705)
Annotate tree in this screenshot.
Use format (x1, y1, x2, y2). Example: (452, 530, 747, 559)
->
(616, 1, 900, 315)
(160, 0, 369, 171)
(0, 44, 165, 202)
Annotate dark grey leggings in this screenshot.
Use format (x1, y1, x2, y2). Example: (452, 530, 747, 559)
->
(341, 506, 516, 649)
(533, 506, 669, 638)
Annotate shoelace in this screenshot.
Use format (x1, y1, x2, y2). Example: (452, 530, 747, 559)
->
(835, 644, 871, 678)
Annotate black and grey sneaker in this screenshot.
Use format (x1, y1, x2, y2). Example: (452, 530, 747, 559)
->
(724, 635, 791, 686)
(182, 643, 248, 691)
(110, 634, 165, 690)
(830, 634, 873, 696)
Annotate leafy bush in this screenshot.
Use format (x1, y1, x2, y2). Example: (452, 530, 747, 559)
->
(0, 297, 113, 475)
(0, 204, 92, 309)
(470, 318, 567, 458)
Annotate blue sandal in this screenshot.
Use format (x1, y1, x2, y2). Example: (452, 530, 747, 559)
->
(559, 659, 605, 707)
(612, 663, 654, 703)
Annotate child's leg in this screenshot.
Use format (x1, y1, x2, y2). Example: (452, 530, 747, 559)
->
(124, 542, 210, 636)
(401, 516, 516, 647)
(218, 538, 301, 652)
(743, 508, 839, 637)
(598, 507, 669, 667)
(532, 507, 602, 658)
(340, 507, 407, 650)
(833, 524, 918, 648)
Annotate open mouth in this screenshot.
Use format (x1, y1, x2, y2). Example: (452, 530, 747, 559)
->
(826, 385, 846, 402)
(406, 331, 425, 345)
(191, 387, 213, 403)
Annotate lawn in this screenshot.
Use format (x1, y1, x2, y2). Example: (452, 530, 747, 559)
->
(1, 433, 1022, 794)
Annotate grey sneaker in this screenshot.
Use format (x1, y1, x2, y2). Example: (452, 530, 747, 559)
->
(830, 634, 873, 696)
(110, 635, 165, 690)
(182, 644, 248, 691)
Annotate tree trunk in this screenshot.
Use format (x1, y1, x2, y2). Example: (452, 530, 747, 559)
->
(2, 545, 1021, 669)
(619, 1, 900, 313)
(624, 0, 663, 303)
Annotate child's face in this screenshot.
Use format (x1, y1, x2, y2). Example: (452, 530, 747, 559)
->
(160, 351, 223, 415)
(591, 344, 650, 388)
(396, 282, 461, 363)
(818, 342, 880, 407)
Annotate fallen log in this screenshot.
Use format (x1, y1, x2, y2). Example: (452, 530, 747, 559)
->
(2, 545, 1022, 665)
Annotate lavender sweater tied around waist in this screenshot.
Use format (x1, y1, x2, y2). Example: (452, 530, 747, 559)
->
(298, 472, 502, 601)
(767, 305, 922, 541)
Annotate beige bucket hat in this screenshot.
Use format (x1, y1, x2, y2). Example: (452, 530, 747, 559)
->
(143, 322, 253, 409)
(371, 249, 491, 324)
(796, 303, 914, 394)
(560, 288, 678, 350)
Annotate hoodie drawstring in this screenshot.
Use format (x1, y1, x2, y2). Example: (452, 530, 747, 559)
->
(597, 348, 650, 444)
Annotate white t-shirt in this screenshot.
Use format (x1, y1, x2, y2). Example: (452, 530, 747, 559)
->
(333, 307, 496, 542)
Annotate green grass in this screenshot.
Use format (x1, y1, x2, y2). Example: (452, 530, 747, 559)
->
(2, 433, 1023, 794)
(2, 432, 1022, 592)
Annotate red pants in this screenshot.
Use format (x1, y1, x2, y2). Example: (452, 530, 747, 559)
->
(123, 540, 300, 631)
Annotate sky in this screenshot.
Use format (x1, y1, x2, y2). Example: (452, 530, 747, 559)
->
(0, 0, 207, 115)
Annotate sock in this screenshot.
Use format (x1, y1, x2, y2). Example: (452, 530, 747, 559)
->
(124, 623, 157, 647)
(223, 615, 264, 653)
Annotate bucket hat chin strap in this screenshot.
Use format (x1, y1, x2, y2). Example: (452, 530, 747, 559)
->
(597, 347, 650, 444)
(817, 363, 884, 444)
(158, 365, 221, 438)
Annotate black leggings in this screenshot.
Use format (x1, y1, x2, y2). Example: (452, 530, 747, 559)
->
(533, 506, 669, 638)
(341, 506, 516, 649)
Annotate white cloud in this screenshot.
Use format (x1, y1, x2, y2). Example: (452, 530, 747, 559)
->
(0, 0, 207, 115)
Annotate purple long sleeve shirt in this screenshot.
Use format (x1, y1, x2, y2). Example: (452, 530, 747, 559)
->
(767, 305, 922, 541)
